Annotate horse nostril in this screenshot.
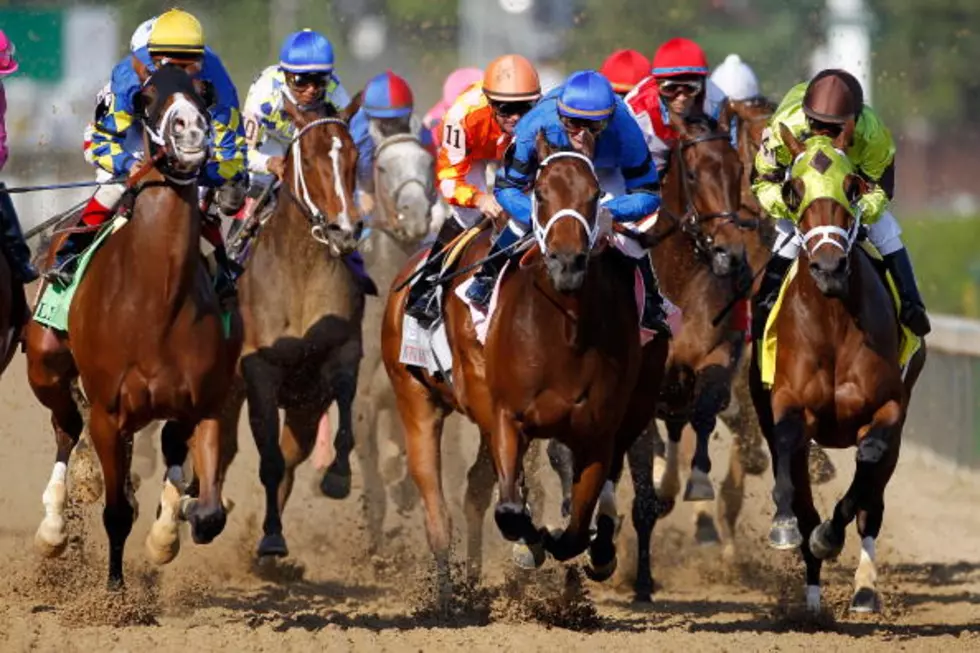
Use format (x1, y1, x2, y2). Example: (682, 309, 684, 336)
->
(573, 253, 588, 271)
(834, 257, 847, 274)
(173, 118, 185, 133)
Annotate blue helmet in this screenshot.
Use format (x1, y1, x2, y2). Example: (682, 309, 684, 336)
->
(558, 70, 616, 121)
(279, 29, 334, 74)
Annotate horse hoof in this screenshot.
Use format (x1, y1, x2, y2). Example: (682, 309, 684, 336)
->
(106, 577, 124, 592)
(768, 517, 803, 550)
(511, 539, 545, 570)
(694, 513, 721, 547)
(145, 522, 181, 565)
(808, 445, 837, 485)
(585, 554, 617, 582)
(633, 590, 653, 603)
(34, 521, 68, 559)
(683, 474, 715, 502)
(809, 520, 844, 560)
(319, 470, 352, 500)
(850, 587, 880, 614)
(494, 502, 532, 542)
(257, 533, 289, 558)
(186, 503, 227, 545)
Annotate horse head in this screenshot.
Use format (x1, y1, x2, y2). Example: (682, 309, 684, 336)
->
(281, 91, 364, 256)
(370, 119, 435, 244)
(725, 96, 777, 212)
(780, 121, 866, 298)
(532, 130, 600, 293)
(135, 60, 211, 179)
(666, 113, 751, 278)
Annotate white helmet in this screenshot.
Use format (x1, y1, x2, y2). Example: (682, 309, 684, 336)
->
(709, 54, 760, 101)
(130, 17, 157, 53)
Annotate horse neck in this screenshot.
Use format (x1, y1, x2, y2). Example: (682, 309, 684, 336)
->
(128, 181, 201, 301)
(653, 164, 706, 300)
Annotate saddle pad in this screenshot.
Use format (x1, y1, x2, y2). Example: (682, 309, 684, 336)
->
(398, 314, 453, 379)
(33, 218, 124, 332)
(759, 243, 921, 388)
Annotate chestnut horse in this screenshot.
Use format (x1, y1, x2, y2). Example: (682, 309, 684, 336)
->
(750, 124, 926, 613)
(26, 64, 241, 588)
(218, 97, 366, 558)
(381, 132, 669, 599)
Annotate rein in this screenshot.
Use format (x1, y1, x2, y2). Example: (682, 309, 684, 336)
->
(279, 116, 356, 247)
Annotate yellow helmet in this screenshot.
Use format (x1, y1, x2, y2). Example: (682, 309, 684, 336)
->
(148, 9, 205, 56)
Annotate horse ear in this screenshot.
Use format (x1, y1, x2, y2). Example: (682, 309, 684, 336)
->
(783, 177, 804, 213)
(845, 173, 868, 204)
(535, 129, 552, 161)
(716, 99, 736, 133)
(132, 55, 150, 84)
(340, 91, 363, 124)
(834, 118, 856, 151)
(780, 122, 805, 159)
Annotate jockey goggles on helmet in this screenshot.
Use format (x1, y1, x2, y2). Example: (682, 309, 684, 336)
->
(490, 99, 534, 117)
(560, 115, 609, 136)
(658, 78, 703, 98)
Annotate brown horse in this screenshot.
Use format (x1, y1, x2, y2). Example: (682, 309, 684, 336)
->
(382, 132, 669, 598)
(26, 64, 241, 588)
(219, 97, 366, 558)
(749, 124, 926, 613)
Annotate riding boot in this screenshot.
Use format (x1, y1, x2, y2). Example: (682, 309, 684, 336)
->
(883, 248, 931, 337)
(0, 185, 40, 283)
(635, 254, 670, 335)
(465, 225, 522, 307)
(405, 218, 466, 324)
(202, 218, 242, 310)
(44, 194, 113, 286)
(751, 254, 794, 342)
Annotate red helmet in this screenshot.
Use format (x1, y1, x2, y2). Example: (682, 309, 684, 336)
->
(600, 49, 650, 94)
(652, 38, 709, 79)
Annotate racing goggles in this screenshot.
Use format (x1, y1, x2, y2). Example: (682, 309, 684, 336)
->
(286, 72, 329, 90)
(490, 100, 534, 117)
(658, 79, 703, 98)
(151, 53, 204, 75)
(560, 115, 609, 136)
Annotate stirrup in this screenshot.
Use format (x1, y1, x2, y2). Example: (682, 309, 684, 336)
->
(43, 258, 78, 287)
(466, 276, 494, 306)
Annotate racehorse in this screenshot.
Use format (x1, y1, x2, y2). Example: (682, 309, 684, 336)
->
(218, 95, 366, 558)
(25, 63, 242, 588)
(749, 123, 926, 613)
(352, 125, 438, 549)
(382, 131, 669, 600)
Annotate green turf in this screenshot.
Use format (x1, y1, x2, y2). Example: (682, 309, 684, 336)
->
(901, 214, 980, 318)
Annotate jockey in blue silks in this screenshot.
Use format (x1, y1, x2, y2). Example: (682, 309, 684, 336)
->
(469, 69, 668, 333)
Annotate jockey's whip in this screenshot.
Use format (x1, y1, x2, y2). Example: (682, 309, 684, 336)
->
(392, 218, 492, 292)
(24, 198, 89, 240)
(710, 252, 772, 328)
(0, 178, 126, 195)
(430, 231, 531, 288)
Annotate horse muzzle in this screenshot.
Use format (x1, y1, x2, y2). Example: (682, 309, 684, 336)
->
(809, 255, 849, 297)
(545, 250, 588, 293)
(710, 244, 745, 278)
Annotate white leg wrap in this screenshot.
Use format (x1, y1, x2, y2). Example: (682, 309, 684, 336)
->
(855, 535, 878, 589)
(35, 462, 69, 557)
(805, 584, 822, 613)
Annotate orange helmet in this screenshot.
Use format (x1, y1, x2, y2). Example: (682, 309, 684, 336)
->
(483, 54, 541, 103)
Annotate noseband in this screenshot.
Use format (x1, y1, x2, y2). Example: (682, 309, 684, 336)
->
(371, 132, 435, 229)
(531, 150, 601, 254)
(281, 117, 356, 247)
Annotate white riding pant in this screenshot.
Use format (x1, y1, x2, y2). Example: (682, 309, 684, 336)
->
(772, 210, 904, 260)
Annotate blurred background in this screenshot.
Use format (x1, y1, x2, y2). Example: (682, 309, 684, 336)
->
(0, 0, 978, 464)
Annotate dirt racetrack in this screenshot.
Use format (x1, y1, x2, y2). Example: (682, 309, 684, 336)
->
(2, 350, 980, 652)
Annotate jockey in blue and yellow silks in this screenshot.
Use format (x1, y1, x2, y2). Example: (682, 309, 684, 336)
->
(472, 69, 668, 333)
(49, 8, 247, 292)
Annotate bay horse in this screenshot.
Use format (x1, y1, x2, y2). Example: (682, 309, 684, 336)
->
(218, 96, 366, 559)
(352, 126, 439, 549)
(750, 123, 926, 613)
(25, 63, 241, 588)
(381, 131, 669, 599)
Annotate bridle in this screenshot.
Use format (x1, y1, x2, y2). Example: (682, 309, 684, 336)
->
(531, 150, 601, 255)
(280, 116, 358, 248)
(371, 132, 436, 235)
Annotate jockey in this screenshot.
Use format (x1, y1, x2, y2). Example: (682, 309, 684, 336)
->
(405, 54, 541, 325)
(242, 29, 350, 216)
(349, 69, 432, 218)
(477, 70, 669, 333)
(0, 29, 40, 285)
(624, 37, 727, 173)
(48, 9, 247, 292)
(709, 53, 761, 102)
(751, 69, 931, 338)
(600, 49, 650, 97)
(422, 67, 483, 156)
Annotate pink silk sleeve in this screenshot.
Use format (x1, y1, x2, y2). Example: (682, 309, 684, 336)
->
(0, 83, 8, 172)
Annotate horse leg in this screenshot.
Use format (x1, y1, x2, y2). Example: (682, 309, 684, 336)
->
(725, 355, 770, 476)
(490, 412, 541, 560)
(545, 447, 608, 562)
(184, 417, 229, 545)
(716, 432, 746, 561)
(281, 403, 319, 512)
(585, 452, 624, 584)
(658, 417, 686, 507)
(790, 446, 824, 614)
(767, 399, 806, 550)
(321, 365, 358, 499)
(626, 426, 660, 602)
(546, 439, 574, 520)
(145, 420, 192, 565)
(241, 355, 288, 557)
(352, 383, 388, 552)
(87, 406, 135, 589)
(463, 435, 496, 581)
(686, 363, 731, 502)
